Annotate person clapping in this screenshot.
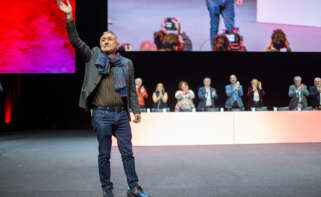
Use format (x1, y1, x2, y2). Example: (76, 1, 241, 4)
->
(175, 81, 195, 112)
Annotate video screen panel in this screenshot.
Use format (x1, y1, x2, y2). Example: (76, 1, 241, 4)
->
(0, 0, 75, 74)
(108, 0, 321, 52)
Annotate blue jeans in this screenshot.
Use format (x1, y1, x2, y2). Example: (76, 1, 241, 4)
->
(206, 0, 235, 47)
(91, 109, 139, 191)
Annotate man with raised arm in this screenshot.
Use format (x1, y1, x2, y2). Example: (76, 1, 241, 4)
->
(57, 1, 150, 197)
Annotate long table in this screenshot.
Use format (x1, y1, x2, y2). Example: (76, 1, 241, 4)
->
(112, 111, 321, 146)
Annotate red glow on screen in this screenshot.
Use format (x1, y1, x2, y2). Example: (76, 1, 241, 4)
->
(0, 0, 76, 73)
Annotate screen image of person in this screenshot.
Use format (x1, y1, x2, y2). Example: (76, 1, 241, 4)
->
(197, 77, 219, 111)
(175, 81, 195, 112)
(152, 83, 168, 109)
(247, 79, 265, 109)
(288, 76, 309, 110)
(225, 74, 244, 110)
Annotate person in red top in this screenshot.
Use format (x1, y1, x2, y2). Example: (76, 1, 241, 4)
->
(135, 78, 148, 108)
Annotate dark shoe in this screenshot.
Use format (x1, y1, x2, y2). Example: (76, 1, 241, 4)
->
(103, 187, 114, 197)
(127, 186, 150, 197)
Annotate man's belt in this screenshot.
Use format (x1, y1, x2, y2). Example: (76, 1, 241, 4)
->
(93, 105, 126, 112)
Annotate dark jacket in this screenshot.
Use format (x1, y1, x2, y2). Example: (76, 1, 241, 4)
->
(247, 87, 265, 109)
(197, 87, 218, 110)
(288, 85, 309, 109)
(0, 82, 3, 94)
(309, 86, 321, 108)
(66, 22, 140, 116)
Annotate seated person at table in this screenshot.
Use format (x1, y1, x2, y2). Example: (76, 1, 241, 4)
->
(152, 83, 168, 109)
(197, 77, 219, 111)
(225, 74, 244, 110)
(135, 78, 148, 108)
(175, 81, 195, 112)
(288, 76, 309, 110)
(309, 77, 321, 109)
(247, 79, 265, 109)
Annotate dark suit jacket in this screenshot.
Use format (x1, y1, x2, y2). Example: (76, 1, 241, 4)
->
(197, 87, 218, 109)
(66, 22, 140, 116)
(288, 84, 309, 109)
(309, 86, 321, 108)
(247, 87, 265, 109)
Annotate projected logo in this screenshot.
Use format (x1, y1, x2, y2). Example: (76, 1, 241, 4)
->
(0, 0, 75, 74)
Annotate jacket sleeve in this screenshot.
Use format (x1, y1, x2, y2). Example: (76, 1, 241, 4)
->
(225, 85, 233, 97)
(128, 60, 141, 114)
(175, 91, 183, 100)
(198, 88, 205, 100)
(238, 85, 244, 97)
(0, 83, 3, 93)
(181, 32, 192, 51)
(212, 88, 219, 100)
(288, 86, 295, 97)
(66, 21, 92, 62)
(189, 90, 195, 99)
(247, 87, 254, 97)
(309, 86, 318, 96)
(303, 85, 310, 97)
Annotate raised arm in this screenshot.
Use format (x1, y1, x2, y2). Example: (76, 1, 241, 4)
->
(57, 0, 92, 62)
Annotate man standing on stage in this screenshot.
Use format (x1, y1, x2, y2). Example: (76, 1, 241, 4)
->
(206, 0, 243, 48)
(57, 1, 149, 197)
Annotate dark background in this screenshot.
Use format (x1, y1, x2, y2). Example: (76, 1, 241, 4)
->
(0, 0, 320, 130)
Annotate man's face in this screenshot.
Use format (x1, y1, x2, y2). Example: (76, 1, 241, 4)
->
(294, 78, 302, 87)
(136, 79, 142, 87)
(230, 75, 237, 84)
(314, 78, 321, 86)
(204, 78, 211, 87)
(100, 32, 119, 54)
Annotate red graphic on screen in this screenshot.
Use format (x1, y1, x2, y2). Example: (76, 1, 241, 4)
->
(0, 0, 75, 73)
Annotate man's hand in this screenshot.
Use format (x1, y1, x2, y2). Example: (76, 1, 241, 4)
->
(212, 90, 216, 97)
(133, 114, 142, 123)
(236, 0, 243, 5)
(57, 0, 73, 21)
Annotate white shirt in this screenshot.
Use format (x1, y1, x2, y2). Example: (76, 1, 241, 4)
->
(205, 87, 212, 106)
(296, 89, 302, 102)
(253, 91, 260, 102)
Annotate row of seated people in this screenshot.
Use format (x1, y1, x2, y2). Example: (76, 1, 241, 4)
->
(135, 76, 321, 112)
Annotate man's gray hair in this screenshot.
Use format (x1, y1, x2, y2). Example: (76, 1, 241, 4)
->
(203, 77, 211, 82)
(293, 76, 302, 81)
(100, 31, 118, 40)
(314, 77, 321, 81)
(135, 78, 143, 83)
